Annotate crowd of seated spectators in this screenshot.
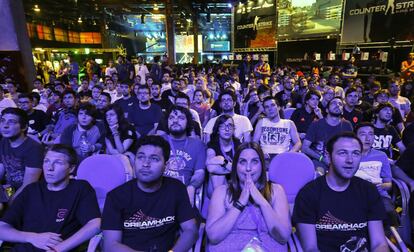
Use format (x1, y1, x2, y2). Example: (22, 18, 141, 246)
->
(0, 52, 412, 251)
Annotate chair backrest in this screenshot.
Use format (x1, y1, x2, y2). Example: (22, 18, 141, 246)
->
(283, 108, 296, 119)
(77, 154, 134, 211)
(268, 152, 314, 205)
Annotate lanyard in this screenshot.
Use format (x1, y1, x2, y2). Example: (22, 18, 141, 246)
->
(219, 139, 234, 162)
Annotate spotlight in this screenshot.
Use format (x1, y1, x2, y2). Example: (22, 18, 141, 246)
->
(78, 17, 83, 23)
(34, 5, 40, 12)
(154, 3, 159, 11)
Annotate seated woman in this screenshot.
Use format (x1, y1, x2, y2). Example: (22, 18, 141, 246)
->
(104, 104, 137, 155)
(206, 115, 240, 197)
(206, 142, 291, 251)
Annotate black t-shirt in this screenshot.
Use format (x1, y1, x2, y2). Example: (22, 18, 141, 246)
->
(101, 177, 195, 251)
(292, 176, 386, 252)
(106, 124, 137, 153)
(275, 90, 302, 109)
(0, 137, 44, 190)
(27, 109, 49, 134)
(113, 96, 139, 121)
(128, 104, 163, 136)
(1, 180, 100, 251)
(290, 107, 318, 134)
(207, 138, 241, 160)
(160, 89, 176, 111)
(402, 122, 414, 147)
(305, 118, 353, 156)
(372, 125, 401, 158)
(343, 107, 364, 128)
(364, 106, 403, 130)
(396, 143, 414, 179)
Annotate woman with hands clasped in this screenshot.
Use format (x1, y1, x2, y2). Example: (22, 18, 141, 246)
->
(206, 142, 291, 251)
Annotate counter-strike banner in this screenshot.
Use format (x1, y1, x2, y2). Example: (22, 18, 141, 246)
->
(277, 0, 342, 39)
(233, 0, 277, 49)
(342, 0, 414, 43)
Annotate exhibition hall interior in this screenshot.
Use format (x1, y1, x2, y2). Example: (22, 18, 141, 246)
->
(0, 0, 414, 251)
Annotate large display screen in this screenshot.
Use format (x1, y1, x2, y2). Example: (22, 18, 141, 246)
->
(175, 35, 203, 53)
(233, 0, 277, 49)
(204, 41, 230, 52)
(342, 0, 414, 43)
(277, 0, 342, 39)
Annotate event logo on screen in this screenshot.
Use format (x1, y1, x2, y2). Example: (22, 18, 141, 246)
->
(342, 0, 414, 43)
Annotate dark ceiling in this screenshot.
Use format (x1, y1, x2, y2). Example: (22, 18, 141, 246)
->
(23, 0, 233, 32)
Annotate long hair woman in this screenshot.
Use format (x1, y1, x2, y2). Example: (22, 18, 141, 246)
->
(206, 142, 291, 251)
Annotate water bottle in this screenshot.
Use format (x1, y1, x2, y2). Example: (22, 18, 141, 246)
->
(80, 134, 89, 157)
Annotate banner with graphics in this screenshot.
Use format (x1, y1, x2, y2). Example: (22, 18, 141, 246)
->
(233, 0, 277, 49)
(277, 0, 342, 40)
(342, 0, 414, 43)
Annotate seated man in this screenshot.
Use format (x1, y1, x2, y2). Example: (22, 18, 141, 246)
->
(0, 107, 44, 202)
(293, 132, 388, 251)
(355, 122, 398, 227)
(102, 135, 198, 251)
(0, 144, 101, 251)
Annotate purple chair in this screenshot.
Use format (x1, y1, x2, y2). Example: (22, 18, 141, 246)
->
(77, 154, 134, 252)
(77, 154, 134, 211)
(268, 152, 314, 206)
(268, 152, 315, 252)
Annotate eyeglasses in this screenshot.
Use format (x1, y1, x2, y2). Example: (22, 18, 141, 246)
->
(219, 124, 235, 130)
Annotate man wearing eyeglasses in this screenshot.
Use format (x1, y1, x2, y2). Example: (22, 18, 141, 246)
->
(17, 93, 48, 140)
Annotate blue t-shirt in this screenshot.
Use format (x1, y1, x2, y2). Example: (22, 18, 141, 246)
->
(162, 136, 206, 186)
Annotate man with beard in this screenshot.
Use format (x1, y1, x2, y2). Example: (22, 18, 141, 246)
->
(343, 87, 364, 128)
(293, 132, 387, 252)
(388, 79, 411, 121)
(203, 90, 253, 143)
(150, 82, 163, 109)
(328, 73, 345, 99)
(0, 108, 44, 202)
(291, 90, 324, 140)
(302, 97, 353, 172)
(163, 106, 205, 206)
(102, 135, 198, 251)
(372, 102, 406, 159)
(275, 77, 302, 109)
(129, 85, 162, 138)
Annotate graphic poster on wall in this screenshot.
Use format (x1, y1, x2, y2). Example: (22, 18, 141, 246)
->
(233, 0, 277, 49)
(342, 0, 414, 43)
(277, 0, 342, 39)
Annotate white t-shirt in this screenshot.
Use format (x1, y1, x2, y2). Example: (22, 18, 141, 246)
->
(204, 113, 253, 141)
(258, 118, 292, 155)
(0, 98, 16, 113)
(134, 64, 149, 85)
(389, 96, 411, 119)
